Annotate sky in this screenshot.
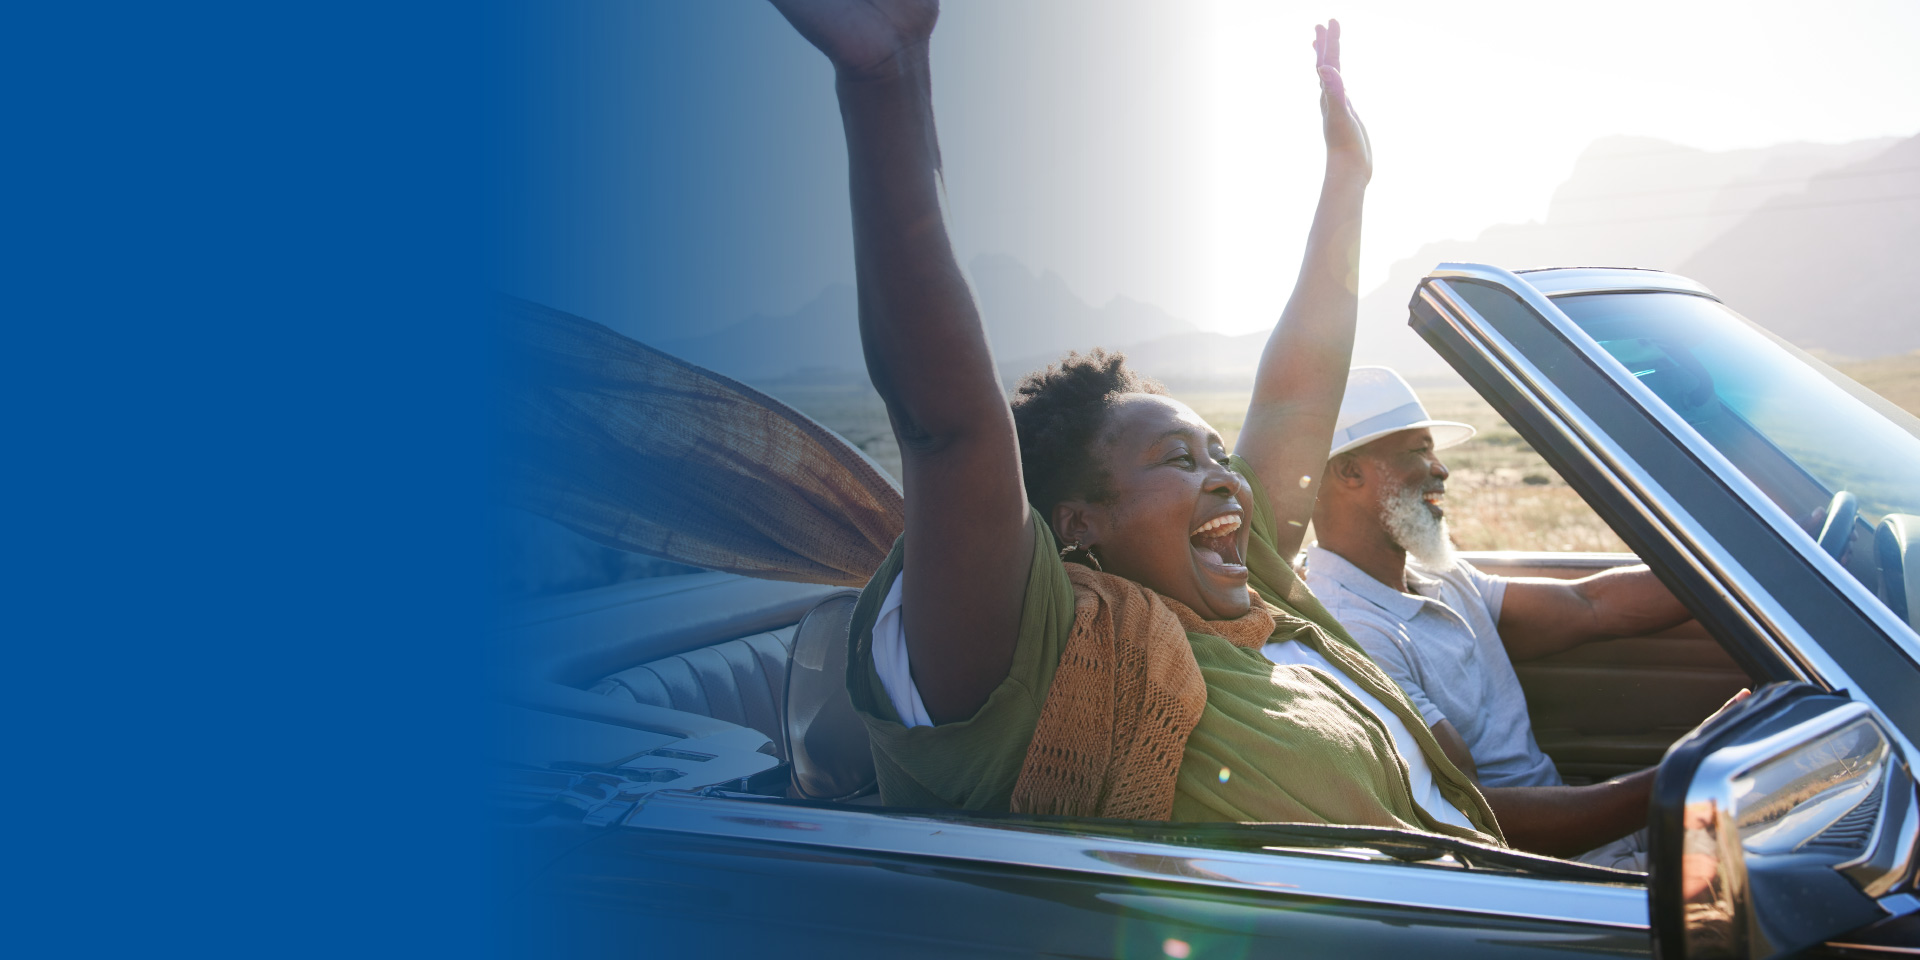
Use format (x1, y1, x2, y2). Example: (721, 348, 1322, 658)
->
(496, 0, 1920, 342)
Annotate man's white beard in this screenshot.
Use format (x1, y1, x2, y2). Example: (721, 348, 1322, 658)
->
(1379, 476, 1457, 573)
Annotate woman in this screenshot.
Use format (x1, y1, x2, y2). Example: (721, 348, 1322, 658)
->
(769, 0, 1502, 844)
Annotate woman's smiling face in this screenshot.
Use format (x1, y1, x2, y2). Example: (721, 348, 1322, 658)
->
(1053, 394, 1253, 620)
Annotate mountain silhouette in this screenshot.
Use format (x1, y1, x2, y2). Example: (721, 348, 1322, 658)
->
(1001, 328, 1267, 391)
(661, 282, 863, 383)
(664, 253, 1193, 383)
(1678, 134, 1920, 357)
(666, 134, 1911, 387)
(1349, 135, 1901, 377)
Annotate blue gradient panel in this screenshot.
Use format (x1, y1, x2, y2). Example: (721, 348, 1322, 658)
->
(489, 4, 889, 956)
(493, 0, 852, 348)
(10, 3, 487, 957)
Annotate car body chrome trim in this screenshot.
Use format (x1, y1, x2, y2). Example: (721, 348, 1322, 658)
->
(622, 791, 1649, 930)
(1820, 943, 1920, 957)
(1698, 700, 1876, 780)
(1875, 891, 1920, 918)
(1508, 265, 1719, 300)
(1841, 755, 1918, 897)
(1680, 702, 1885, 956)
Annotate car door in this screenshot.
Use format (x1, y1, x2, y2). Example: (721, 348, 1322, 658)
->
(1407, 264, 1920, 956)
(500, 555, 1658, 958)
(500, 576, 1661, 959)
(523, 790, 1655, 958)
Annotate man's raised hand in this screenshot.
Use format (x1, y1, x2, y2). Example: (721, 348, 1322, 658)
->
(769, 0, 938, 81)
(1314, 19, 1372, 182)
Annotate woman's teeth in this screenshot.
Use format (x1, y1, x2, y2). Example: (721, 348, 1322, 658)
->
(1190, 513, 1246, 571)
(1190, 514, 1242, 538)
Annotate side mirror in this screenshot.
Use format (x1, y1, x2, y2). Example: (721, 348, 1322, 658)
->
(1650, 683, 1918, 959)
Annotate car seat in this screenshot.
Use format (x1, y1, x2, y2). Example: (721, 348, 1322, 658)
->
(784, 593, 878, 801)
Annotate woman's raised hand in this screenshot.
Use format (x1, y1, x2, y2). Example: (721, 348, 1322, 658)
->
(1314, 20, 1372, 182)
(1233, 20, 1374, 561)
(766, 0, 1034, 723)
(769, 0, 938, 81)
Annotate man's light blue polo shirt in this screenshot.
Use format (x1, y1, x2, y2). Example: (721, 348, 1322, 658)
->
(1298, 545, 1563, 788)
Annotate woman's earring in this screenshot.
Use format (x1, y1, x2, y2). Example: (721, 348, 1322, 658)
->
(1060, 538, 1103, 572)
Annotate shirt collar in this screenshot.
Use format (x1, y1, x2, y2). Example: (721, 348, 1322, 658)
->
(1304, 544, 1427, 621)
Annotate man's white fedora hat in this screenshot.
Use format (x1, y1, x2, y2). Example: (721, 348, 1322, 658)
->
(1328, 366, 1476, 458)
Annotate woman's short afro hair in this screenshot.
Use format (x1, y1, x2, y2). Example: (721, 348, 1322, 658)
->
(1010, 349, 1167, 516)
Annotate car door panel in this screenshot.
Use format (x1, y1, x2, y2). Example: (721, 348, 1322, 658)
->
(521, 820, 1651, 959)
(1520, 637, 1747, 782)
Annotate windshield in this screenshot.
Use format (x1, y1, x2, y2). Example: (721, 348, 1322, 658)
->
(1554, 292, 1920, 628)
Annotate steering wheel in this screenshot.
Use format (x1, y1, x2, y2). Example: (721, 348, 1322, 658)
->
(1816, 490, 1858, 559)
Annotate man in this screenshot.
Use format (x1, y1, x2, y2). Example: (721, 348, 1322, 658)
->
(1292, 366, 1699, 869)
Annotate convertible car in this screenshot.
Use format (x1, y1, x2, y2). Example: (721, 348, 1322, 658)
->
(495, 265, 1920, 958)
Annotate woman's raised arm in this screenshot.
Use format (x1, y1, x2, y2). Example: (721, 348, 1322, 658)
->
(1234, 20, 1372, 561)
(769, 0, 1033, 724)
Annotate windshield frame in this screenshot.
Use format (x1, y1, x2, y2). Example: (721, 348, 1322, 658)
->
(1414, 264, 1920, 748)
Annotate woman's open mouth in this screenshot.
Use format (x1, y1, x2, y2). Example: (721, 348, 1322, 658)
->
(1189, 513, 1246, 573)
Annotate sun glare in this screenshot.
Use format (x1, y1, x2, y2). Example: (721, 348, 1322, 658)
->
(936, 0, 1920, 336)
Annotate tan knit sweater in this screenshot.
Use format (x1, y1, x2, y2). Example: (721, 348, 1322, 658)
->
(1008, 565, 1217, 820)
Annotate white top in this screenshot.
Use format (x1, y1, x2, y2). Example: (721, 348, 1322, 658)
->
(870, 573, 934, 727)
(1304, 546, 1562, 788)
(872, 571, 1476, 831)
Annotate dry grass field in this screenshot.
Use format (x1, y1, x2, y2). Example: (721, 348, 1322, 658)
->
(1179, 389, 1631, 554)
(1376, 388, 1630, 553)
(1831, 351, 1920, 418)
(769, 351, 1920, 556)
